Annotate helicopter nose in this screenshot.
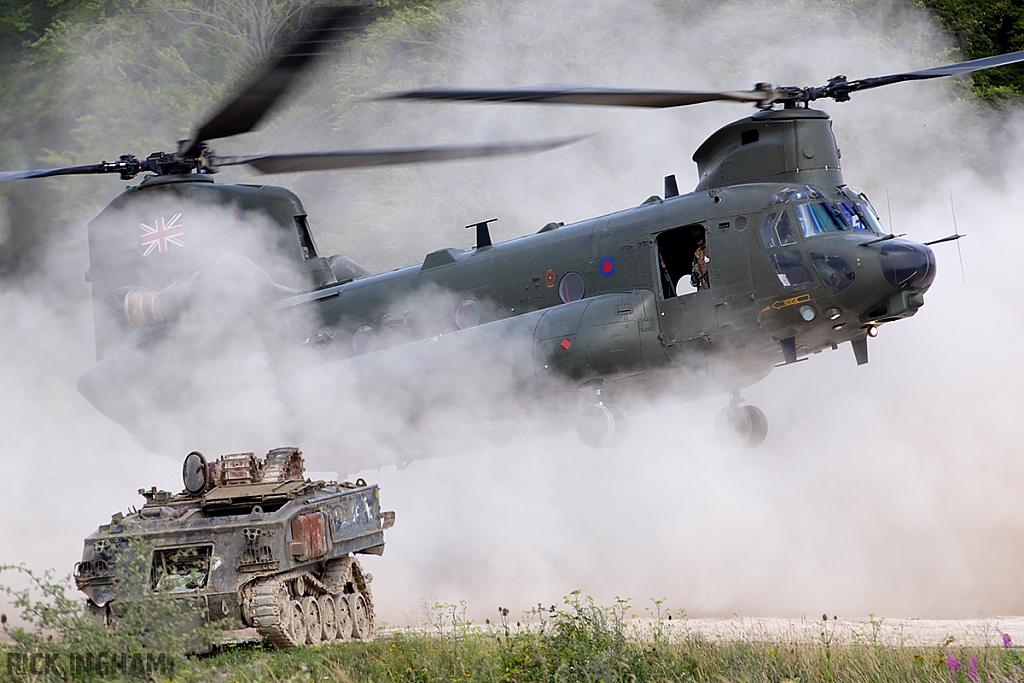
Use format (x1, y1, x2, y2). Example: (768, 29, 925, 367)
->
(879, 240, 936, 292)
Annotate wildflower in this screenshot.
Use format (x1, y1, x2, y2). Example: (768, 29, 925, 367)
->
(969, 658, 979, 683)
(948, 656, 962, 681)
(1005, 633, 1014, 648)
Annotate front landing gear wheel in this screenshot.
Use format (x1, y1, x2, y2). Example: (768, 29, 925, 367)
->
(576, 403, 630, 448)
(715, 404, 768, 448)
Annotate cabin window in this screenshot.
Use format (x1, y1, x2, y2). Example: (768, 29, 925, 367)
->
(558, 272, 586, 303)
(454, 298, 481, 329)
(151, 545, 212, 593)
(768, 250, 814, 287)
(795, 203, 848, 237)
(655, 224, 709, 299)
(810, 253, 856, 295)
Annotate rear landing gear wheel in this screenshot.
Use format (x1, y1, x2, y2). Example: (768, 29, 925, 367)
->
(576, 403, 630, 448)
(715, 404, 768, 449)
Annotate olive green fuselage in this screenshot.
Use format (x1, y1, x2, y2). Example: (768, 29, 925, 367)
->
(78, 108, 933, 453)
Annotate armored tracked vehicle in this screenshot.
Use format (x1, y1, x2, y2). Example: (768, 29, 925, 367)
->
(74, 447, 395, 647)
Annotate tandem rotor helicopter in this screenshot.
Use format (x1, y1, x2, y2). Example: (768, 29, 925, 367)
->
(4, 4, 1024, 464)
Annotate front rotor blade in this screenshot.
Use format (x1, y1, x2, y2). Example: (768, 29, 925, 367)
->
(0, 163, 112, 181)
(180, 5, 373, 157)
(843, 49, 1024, 93)
(380, 87, 771, 108)
(216, 136, 588, 174)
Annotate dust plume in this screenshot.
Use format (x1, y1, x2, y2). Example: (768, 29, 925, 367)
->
(3, 0, 1024, 632)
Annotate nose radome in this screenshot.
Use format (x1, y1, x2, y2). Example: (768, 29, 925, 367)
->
(879, 240, 936, 292)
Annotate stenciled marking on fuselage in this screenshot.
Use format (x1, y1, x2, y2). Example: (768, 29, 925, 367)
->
(761, 293, 812, 312)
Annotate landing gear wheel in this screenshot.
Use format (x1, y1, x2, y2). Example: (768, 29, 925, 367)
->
(350, 592, 371, 640)
(319, 595, 338, 642)
(576, 403, 629, 448)
(742, 405, 768, 448)
(577, 403, 615, 448)
(604, 404, 630, 448)
(715, 404, 769, 448)
(336, 593, 353, 641)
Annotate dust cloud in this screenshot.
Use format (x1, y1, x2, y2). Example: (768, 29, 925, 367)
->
(4, 0, 1024, 630)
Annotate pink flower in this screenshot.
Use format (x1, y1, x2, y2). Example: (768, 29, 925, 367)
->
(1005, 633, 1014, 648)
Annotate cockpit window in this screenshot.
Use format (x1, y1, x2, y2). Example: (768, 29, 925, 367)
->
(768, 185, 824, 206)
(836, 202, 867, 232)
(776, 211, 797, 245)
(768, 250, 814, 287)
(760, 211, 798, 249)
(810, 253, 856, 295)
(795, 202, 848, 237)
(759, 213, 777, 248)
(839, 187, 885, 234)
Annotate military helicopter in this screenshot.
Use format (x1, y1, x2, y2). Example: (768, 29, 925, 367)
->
(6, 4, 1024, 463)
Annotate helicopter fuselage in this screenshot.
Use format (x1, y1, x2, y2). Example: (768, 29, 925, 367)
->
(77, 107, 935, 458)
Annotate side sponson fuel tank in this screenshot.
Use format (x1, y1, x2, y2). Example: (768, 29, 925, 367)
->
(533, 289, 664, 386)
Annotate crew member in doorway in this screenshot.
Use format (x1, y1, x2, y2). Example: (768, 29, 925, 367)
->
(691, 237, 710, 290)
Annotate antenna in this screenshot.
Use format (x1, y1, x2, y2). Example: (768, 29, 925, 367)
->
(922, 191, 966, 282)
(950, 191, 966, 284)
(885, 188, 894, 234)
(466, 218, 497, 249)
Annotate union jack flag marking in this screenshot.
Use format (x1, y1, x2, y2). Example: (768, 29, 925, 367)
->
(139, 213, 184, 256)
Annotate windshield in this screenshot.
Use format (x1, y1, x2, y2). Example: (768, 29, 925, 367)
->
(795, 202, 849, 237)
(838, 187, 885, 234)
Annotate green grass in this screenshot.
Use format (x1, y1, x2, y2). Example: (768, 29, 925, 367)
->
(6, 589, 1024, 682)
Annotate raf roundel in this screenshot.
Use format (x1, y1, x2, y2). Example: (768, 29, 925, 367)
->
(599, 256, 616, 277)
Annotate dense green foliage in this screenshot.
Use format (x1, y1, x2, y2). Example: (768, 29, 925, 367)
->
(0, 541, 226, 682)
(915, 0, 1024, 101)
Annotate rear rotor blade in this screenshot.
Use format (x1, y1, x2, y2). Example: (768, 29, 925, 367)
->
(380, 87, 772, 108)
(829, 50, 1024, 98)
(180, 5, 374, 157)
(215, 136, 588, 174)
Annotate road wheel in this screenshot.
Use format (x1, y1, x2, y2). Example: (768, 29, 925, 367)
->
(336, 592, 353, 641)
(302, 595, 322, 645)
(319, 594, 338, 641)
(350, 592, 371, 640)
(287, 600, 305, 645)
